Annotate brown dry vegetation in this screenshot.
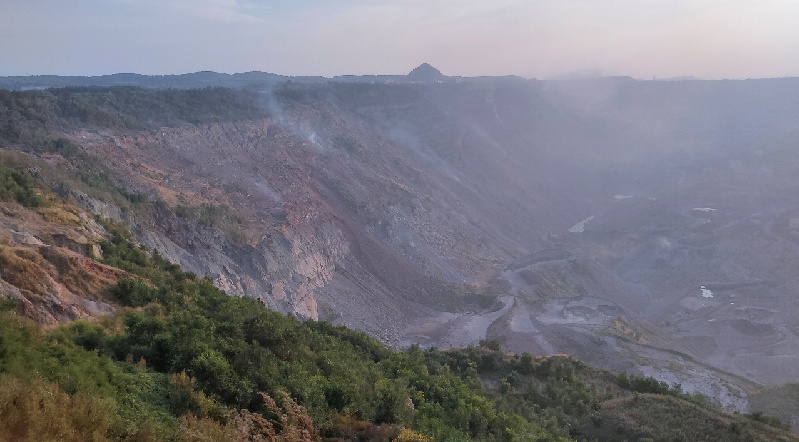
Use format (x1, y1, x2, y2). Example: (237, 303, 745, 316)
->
(0, 246, 53, 298)
(0, 243, 124, 307)
(0, 375, 117, 442)
(177, 392, 318, 442)
(36, 205, 83, 225)
(40, 246, 127, 301)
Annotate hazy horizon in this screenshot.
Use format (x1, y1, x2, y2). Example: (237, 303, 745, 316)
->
(2, 1, 799, 80)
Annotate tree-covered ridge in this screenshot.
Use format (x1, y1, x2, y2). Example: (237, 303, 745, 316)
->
(0, 86, 267, 141)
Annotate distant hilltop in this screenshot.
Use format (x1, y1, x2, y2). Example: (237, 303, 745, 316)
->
(406, 63, 446, 82)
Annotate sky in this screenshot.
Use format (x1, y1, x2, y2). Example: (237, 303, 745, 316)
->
(1, 0, 798, 79)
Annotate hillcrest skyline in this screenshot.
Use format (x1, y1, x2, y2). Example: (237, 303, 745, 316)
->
(2, 1, 799, 80)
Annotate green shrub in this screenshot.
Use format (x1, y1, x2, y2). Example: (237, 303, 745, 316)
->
(0, 161, 42, 207)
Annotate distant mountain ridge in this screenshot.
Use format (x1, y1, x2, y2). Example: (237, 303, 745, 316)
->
(0, 64, 451, 90)
(6, 65, 799, 91)
(0, 70, 323, 91)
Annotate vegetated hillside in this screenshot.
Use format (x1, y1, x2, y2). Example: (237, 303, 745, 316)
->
(3, 79, 799, 419)
(0, 86, 267, 138)
(0, 170, 795, 441)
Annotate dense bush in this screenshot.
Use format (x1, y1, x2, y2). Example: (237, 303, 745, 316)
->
(0, 161, 42, 207)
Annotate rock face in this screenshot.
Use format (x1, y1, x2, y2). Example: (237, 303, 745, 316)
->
(65, 84, 603, 341)
(133, 207, 349, 322)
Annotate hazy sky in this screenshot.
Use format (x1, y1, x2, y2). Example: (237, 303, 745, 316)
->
(1, 0, 798, 79)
